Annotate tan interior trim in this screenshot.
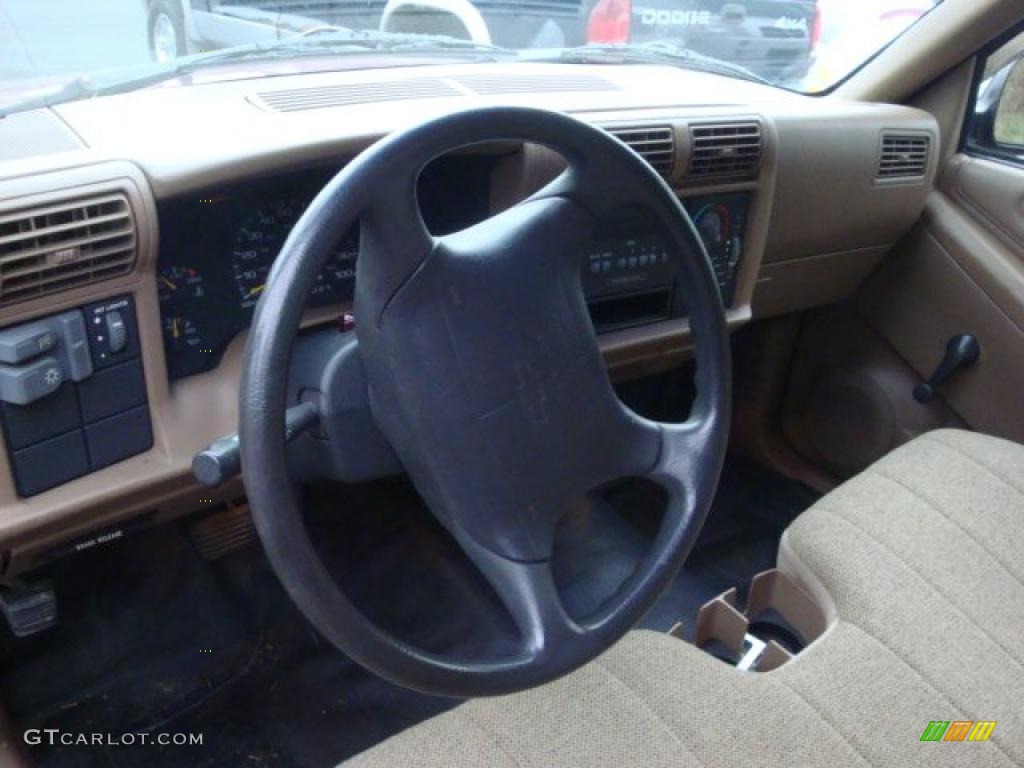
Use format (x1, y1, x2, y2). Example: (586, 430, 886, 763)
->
(777, 529, 839, 630)
(691, 569, 828, 671)
(747, 569, 827, 645)
(928, 175, 1024, 334)
(910, 58, 976, 164)
(856, 222, 1024, 444)
(0, 63, 939, 562)
(753, 247, 889, 320)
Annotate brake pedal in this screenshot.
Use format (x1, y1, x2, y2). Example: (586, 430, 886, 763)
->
(189, 499, 256, 560)
(0, 580, 57, 638)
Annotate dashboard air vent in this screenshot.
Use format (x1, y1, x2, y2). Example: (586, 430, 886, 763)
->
(0, 193, 137, 306)
(253, 78, 460, 112)
(606, 126, 675, 178)
(877, 133, 931, 179)
(453, 73, 618, 95)
(687, 122, 762, 180)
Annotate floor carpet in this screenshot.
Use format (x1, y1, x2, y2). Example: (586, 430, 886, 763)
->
(1, 457, 817, 768)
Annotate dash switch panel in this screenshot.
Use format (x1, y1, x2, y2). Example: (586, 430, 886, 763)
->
(0, 295, 152, 497)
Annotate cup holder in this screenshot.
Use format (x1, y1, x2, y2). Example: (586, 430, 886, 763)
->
(684, 569, 828, 672)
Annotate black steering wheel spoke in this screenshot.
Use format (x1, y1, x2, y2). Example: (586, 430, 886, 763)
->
(457, 532, 579, 659)
(536, 136, 667, 221)
(357, 171, 436, 329)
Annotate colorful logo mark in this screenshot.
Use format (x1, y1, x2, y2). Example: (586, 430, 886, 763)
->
(920, 721, 997, 742)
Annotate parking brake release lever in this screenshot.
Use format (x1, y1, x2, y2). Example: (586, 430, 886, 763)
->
(192, 402, 319, 487)
(913, 334, 980, 404)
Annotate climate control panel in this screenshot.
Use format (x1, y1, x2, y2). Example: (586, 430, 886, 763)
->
(583, 192, 749, 333)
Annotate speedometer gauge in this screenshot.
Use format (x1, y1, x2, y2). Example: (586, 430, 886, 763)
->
(232, 198, 305, 309)
(315, 232, 359, 303)
(232, 198, 359, 310)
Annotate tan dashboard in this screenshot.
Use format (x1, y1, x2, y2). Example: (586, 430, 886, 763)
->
(0, 62, 938, 573)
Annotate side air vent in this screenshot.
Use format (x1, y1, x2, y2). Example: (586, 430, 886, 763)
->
(0, 193, 137, 306)
(607, 126, 675, 178)
(253, 78, 460, 112)
(877, 133, 931, 180)
(687, 122, 762, 180)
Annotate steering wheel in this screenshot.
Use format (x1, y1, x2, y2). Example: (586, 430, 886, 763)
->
(239, 106, 730, 698)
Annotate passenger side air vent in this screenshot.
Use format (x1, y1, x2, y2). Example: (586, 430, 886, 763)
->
(877, 133, 931, 180)
(606, 126, 675, 179)
(687, 122, 762, 181)
(0, 193, 137, 306)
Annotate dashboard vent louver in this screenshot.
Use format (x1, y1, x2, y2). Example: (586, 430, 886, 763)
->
(0, 193, 137, 306)
(606, 126, 675, 178)
(253, 78, 460, 112)
(877, 133, 931, 179)
(687, 121, 762, 180)
(452, 73, 618, 95)
(253, 74, 619, 112)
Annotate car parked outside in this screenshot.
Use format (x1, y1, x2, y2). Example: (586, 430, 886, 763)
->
(585, 0, 819, 86)
(143, 0, 818, 86)
(143, 0, 588, 62)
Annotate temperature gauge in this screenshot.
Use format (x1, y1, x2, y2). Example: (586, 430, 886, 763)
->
(158, 265, 206, 305)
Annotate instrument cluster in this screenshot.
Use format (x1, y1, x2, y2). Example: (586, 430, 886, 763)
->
(156, 175, 359, 380)
(156, 156, 495, 380)
(156, 157, 749, 381)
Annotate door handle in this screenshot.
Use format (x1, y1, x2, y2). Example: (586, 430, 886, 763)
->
(913, 334, 980, 404)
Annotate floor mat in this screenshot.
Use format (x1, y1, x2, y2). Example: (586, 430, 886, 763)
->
(0, 458, 816, 768)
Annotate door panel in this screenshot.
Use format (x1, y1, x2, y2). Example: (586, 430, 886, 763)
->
(856, 198, 1024, 444)
(779, 35, 1024, 481)
(948, 155, 1024, 256)
(850, 32, 1024, 448)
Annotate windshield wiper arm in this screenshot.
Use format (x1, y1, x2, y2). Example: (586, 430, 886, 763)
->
(522, 43, 771, 86)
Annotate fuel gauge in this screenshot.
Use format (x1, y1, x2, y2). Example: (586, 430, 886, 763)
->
(158, 265, 212, 377)
(162, 314, 203, 353)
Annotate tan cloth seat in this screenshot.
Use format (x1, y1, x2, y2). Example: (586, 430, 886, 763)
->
(344, 430, 1024, 767)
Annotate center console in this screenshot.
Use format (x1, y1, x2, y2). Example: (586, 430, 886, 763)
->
(583, 193, 750, 333)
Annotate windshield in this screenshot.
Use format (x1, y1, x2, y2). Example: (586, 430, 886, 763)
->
(0, 0, 943, 113)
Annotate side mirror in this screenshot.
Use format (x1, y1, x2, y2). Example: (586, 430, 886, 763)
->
(971, 53, 1024, 150)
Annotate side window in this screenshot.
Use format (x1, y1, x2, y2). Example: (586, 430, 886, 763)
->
(967, 31, 1024, 163)
(994, 62, 1024, 146)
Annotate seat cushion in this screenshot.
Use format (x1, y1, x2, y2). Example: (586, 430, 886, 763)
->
(344, 430, 1024, 767)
